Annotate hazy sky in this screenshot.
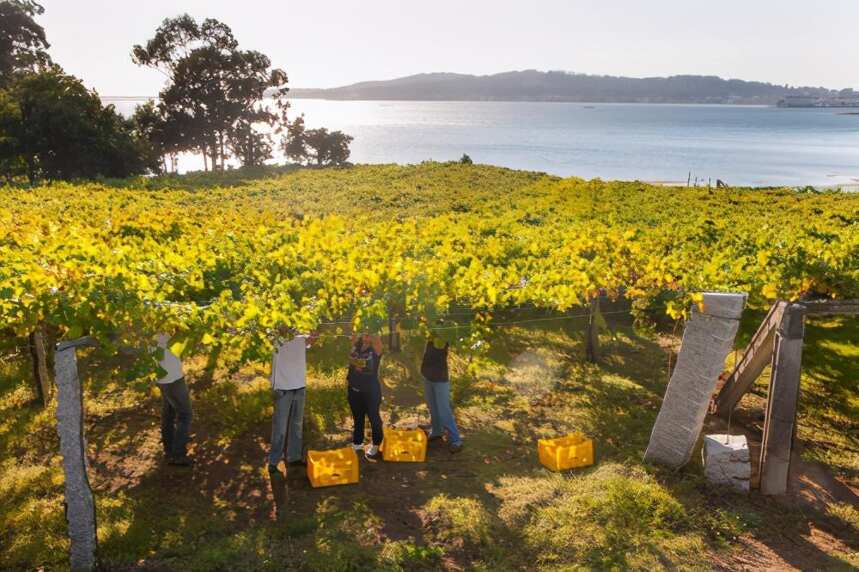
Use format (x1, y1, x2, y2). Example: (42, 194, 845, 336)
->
(39, 0, 859, 96)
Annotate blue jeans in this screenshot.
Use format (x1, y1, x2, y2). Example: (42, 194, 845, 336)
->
(159, 378, 193, 457)
(423, 378, 461, 445)
(269, 387, 306, 465)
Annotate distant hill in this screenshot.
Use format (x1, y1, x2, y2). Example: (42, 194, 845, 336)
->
(289, 70, 855, 105)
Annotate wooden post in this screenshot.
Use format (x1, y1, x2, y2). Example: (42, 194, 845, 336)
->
(585, 296, 600, 363)
(759, 304, 805, 495)
(713, 302, 786, 416)
(387, 306, 401, 353)
(29, 325, 52, 406)
(54, 337, 98, 571)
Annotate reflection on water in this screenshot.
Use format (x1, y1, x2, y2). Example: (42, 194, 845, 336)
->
(113, 99, 859, 186)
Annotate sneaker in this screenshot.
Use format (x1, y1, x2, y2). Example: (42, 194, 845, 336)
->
(365, 444, 382, 461)
(267, 463, 282, 474)
(448, 442, 464, 454)
(352, 442, 364, 451)
(427, 434, 444, 443)
(287, 459, 306, 467)
(168, 455, 195, 466)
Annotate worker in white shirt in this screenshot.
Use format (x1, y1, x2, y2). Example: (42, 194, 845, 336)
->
(268, 330, 317, 473)
(156, 334, 194, 466)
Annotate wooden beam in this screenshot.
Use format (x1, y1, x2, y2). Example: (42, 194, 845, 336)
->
(713, 302, 785, 417)
(802, 299, 859, 316)
(759, 304, 805, 496)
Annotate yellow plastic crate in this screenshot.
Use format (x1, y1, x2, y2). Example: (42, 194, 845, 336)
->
(306, 447, 359, 488)
(538, 433, 594, 471)
(381, 428, 427, 462)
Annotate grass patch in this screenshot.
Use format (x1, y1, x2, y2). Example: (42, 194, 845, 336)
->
(0, 460, 68, 569)
(496, 464, 705, 570)
(0, 307, 855, 570)
(827, 502, 859, 535)
(302, 498, 384, 571)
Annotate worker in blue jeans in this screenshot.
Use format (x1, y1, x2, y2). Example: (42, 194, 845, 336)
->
(421, 337, 463, 453)
(268, 332, 316, 473)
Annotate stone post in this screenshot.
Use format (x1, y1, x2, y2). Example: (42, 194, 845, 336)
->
(644, 292, 746, 468)
(54, 337, 98, 571)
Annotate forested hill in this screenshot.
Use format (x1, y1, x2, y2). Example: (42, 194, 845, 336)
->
(289, 70, 850, 104)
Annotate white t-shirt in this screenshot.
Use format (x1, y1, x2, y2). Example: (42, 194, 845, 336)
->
(155, 334, 184, 385)
(271, 335, 308, 391)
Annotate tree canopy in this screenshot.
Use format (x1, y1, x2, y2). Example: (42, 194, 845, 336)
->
(0, 0, 51, 86)
(132, 15, 289, 170)
(283, 116, 353, 167)
(0, 67, 155, 182)
(0, 7, 351, 182)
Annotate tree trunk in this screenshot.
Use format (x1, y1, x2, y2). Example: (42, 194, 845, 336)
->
(219, 132, 226, 170)
(26, 156, 37, 185)
(29, 326, 51, 406)
(203, 148, 208, 172)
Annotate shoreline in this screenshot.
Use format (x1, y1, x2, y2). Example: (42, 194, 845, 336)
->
(645, 180, 859, 191)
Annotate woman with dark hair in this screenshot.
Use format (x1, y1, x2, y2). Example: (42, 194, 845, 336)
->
(347, 332, 384, 460)
(421, 336, 463, 453)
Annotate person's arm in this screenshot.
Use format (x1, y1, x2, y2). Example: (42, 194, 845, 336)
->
(305, 331, 320, 348)
(270, 350, 278, 387)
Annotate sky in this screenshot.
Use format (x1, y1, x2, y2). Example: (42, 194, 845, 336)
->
(38, 0, 859, 97)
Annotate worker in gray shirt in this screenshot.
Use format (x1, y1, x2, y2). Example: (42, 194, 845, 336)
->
(155, 334, 194, 466)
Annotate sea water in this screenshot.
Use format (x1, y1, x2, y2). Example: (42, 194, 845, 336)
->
(117, 99, 859, 187)
(289, 100, 859, 187)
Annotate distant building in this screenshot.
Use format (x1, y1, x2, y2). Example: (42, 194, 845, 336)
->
(778, 94, 859, 108)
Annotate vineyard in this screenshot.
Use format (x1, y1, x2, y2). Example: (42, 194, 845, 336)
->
(3, 163, 857, 361)
(1, 163, 858, 569)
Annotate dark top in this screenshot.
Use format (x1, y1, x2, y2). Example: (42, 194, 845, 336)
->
(421, 340, 449, 382)
(347, 343, 382, 389)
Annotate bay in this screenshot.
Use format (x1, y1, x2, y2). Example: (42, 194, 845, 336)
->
(117, 99, 859, 187)
(289, 100, 859, 187)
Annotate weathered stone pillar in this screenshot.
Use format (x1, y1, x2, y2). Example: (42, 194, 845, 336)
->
(54, 337, 98, 571)
(644, 292, 746, 468)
